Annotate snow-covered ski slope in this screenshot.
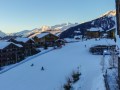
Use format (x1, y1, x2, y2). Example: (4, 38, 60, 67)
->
(0, 39, 115, 90)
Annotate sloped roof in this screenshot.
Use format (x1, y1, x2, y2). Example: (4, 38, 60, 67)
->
(28, 33, 41, 38)
(0, 42, 11, 49)
(15, 37, 32, 43)
(0, 41, 22, 49)
(14, 43, 23, 47)
(36, 32, 50, 38)
(88, 27, 103, 31)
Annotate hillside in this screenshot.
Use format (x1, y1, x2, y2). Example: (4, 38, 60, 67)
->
(9, 23, 78, 37)
(0, 30, 7, 38)
(0, 10, 116, 38)
(0, 39, 116, 90)
(60, 10, 116, 39)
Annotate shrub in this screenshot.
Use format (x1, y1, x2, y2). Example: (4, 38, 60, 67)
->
(72, 71, 81, 83)
(63, 83, 72, 90)
(44, 44, 48, 49)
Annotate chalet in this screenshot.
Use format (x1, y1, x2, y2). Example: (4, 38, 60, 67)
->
(0, 42, 24, 67)
(86, 27, 103, 39)
(55, 39, 66, 48)
(106, 29, 115, 39)
(89, 45, 116, 55)
(32, 32, 59, 47)
(8, 37, 38, 56)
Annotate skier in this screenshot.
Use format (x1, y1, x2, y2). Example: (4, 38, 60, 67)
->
(31, 63, 34, 67)
(41, 66, 44, 71)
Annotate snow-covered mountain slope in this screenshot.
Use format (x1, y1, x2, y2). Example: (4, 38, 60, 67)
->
(10, 30, 31, 37)
(10, 28, 41, 37)
(9, 23, 78, 37)
(60, 10, 116, 39)
(0, 30, 7, 38)
(100, 10, 116, 17)
(2, 10, 116, 38)
(51, 22, 78, 31)
(0, 39, 115, 90)
(41, 26, 51, 32)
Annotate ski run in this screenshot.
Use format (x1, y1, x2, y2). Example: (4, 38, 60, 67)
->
(0, 38, 118, 90)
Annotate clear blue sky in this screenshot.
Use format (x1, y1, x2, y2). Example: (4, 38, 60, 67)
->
(0, 0, 115, 33)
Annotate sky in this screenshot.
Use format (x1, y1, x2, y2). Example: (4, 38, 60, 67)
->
(0, 0, 115, 33)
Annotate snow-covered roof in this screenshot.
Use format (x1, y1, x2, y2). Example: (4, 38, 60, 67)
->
(88, 27, 103, 31)
(55, 32, 61, 36)
(74, 35, 82, 38)
(14, 43, 23, 47)
(0, 42, 11, 49)
(107, 27, 116, 31)
(28, 32, 41, 38)
(0, 41, 22, 49)
(36, 32, 50, 38)
(15, 37, 32, 43)
(74, 31, 81, 33)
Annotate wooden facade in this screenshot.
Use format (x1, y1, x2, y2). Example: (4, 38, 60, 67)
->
(33, 33, 59, 47)
(0, 43, 24, 67)
(85, 29, 115, 39)
(8, 38, 38, 56)
(89, 45, 116, 55)
(106, 29, 115, 39)
(86, 31, 100, 39)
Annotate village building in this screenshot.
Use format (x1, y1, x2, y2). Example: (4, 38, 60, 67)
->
(8, 37, 38, 56)
(89, 44, 116, 55)
(32, 32, 59, 47)
(86, 27, 103, 39)
(106, 28, 115, 39)
(0, 42, 24, 67)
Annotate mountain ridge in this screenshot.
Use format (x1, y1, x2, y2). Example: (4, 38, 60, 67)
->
(0, 10, 116, 38)
(60, 10, 116, 39)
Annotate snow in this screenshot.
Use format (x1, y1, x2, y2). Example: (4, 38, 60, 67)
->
(91, 21, 94, 25)
(0, 30, 7, 37)
(28, 32, 41, 38)
(0, 41, 22, 49)
(0, 47, 53, 74)
(74, 31, 81, 33)
(88, 27, 103, 31)
(14, 43, 23, 47)
(9, 23, 78, 37)
(15, 37, 32, 43)
(0, 39, 116, 90)
(100, 10, 116, 17)
(107, 68, 118, 90)
(36, 32, 49, 38)
(0, 42, 11, 49)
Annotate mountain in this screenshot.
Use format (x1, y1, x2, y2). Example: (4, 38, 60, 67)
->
(9, 23, 78, 37)
(1, 10, 116, 38)
(59, 10, 116, 39)
(10, 30, 31, 37)
(0, 30, 7, 38)
(51, 22, 79, 31)
(10, 29, 40, 37)
(41, 26, 51, 32)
